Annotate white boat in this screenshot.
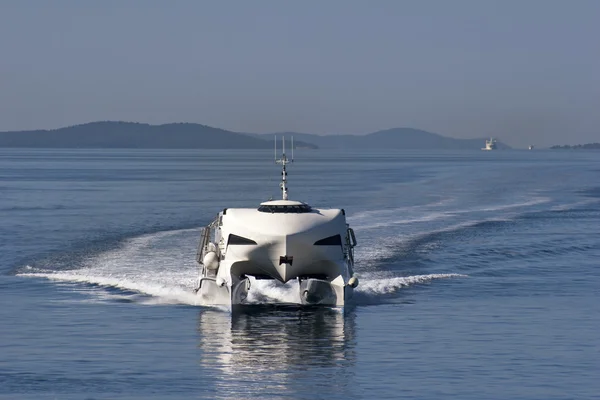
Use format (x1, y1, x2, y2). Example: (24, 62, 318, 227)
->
(195, 138, 358, 307)
(482, 137, 497, 150)
(529, 145, 534, 150)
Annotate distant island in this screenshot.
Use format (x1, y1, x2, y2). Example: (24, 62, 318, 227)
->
(253, 129, 511, 150)
(0, 121, 317, 150)
(550, 143, 600, 150)
(0, 121, 511, 150)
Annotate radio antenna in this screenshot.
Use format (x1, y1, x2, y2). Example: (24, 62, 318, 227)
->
(275, 136, 294, 200)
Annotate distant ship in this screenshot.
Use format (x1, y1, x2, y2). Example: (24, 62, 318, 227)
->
(482, 138, 497, 151)
(529, 145, 534, 150)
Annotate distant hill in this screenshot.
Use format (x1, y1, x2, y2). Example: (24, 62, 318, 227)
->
(0, 122, 510, 150)
(0, 121, 318, 149)
(550, 143, 600, 150)
(258, 128, 512, 150)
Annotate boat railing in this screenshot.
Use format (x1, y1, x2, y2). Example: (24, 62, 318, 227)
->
(345, 227, 357, 264)
(196, 218, 219, 264)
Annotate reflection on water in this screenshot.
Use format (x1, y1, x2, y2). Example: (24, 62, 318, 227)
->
(198, 306, 357, 399)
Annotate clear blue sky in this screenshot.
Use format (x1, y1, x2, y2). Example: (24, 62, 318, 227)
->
(1, 0, 598, 147)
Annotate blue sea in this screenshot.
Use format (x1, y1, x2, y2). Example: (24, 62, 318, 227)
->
(1, 148, 599, 400)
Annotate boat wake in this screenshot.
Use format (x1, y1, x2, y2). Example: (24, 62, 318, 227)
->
(18, 266, 464, 307)
(18, 193, 562, 307)
(18, 227, 202, 305)
(17, 191, 579, 308)
(16, 224, 466, 307)
(16, 193, 564, 307)
(350, 196, 550, 231)
(357, 273, 465, 295)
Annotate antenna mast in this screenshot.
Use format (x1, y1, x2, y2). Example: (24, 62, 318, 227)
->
(275, 136, 293, 200)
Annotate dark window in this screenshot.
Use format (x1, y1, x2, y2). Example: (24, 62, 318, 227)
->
(279, 255, 294, 265)
(314, 234, 342, 246)
(228, 234, 257, 245)
(258, 204, 312, 213)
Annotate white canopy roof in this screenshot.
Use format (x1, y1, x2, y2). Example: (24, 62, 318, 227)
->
(259, 200, 309, 206)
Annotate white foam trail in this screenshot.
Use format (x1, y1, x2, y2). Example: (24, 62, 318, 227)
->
(245, 278, 301, 304)
(354, 216, 512, 267)
(550, 198, 599, 211)
(19, 226, 466, 306)
(19, 268, 466, 307)
(354, 197, 551, 231)
(466, 197, 551, 213)
(349, 197, 455, 223)
(19, 271, 202, 305)
(244, 273, 468, 303)
(18, 227, 204, 306)
(357, 273, 466, 295)
(356, 212, 450, 230)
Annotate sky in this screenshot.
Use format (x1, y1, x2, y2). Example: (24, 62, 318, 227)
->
(0, 0, 598, 147)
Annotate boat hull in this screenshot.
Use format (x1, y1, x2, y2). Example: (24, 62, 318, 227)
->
(196, 275, 353, 307)
(195, 204, 358, 308)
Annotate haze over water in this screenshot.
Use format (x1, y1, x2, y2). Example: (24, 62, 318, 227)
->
(1, 1, 599, 147)
(1, 148, 599, 399)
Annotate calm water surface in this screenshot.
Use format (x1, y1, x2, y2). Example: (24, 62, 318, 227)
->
(1, 149, 599, 399)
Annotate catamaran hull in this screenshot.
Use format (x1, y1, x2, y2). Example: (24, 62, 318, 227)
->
(196, 276, 354, 307)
